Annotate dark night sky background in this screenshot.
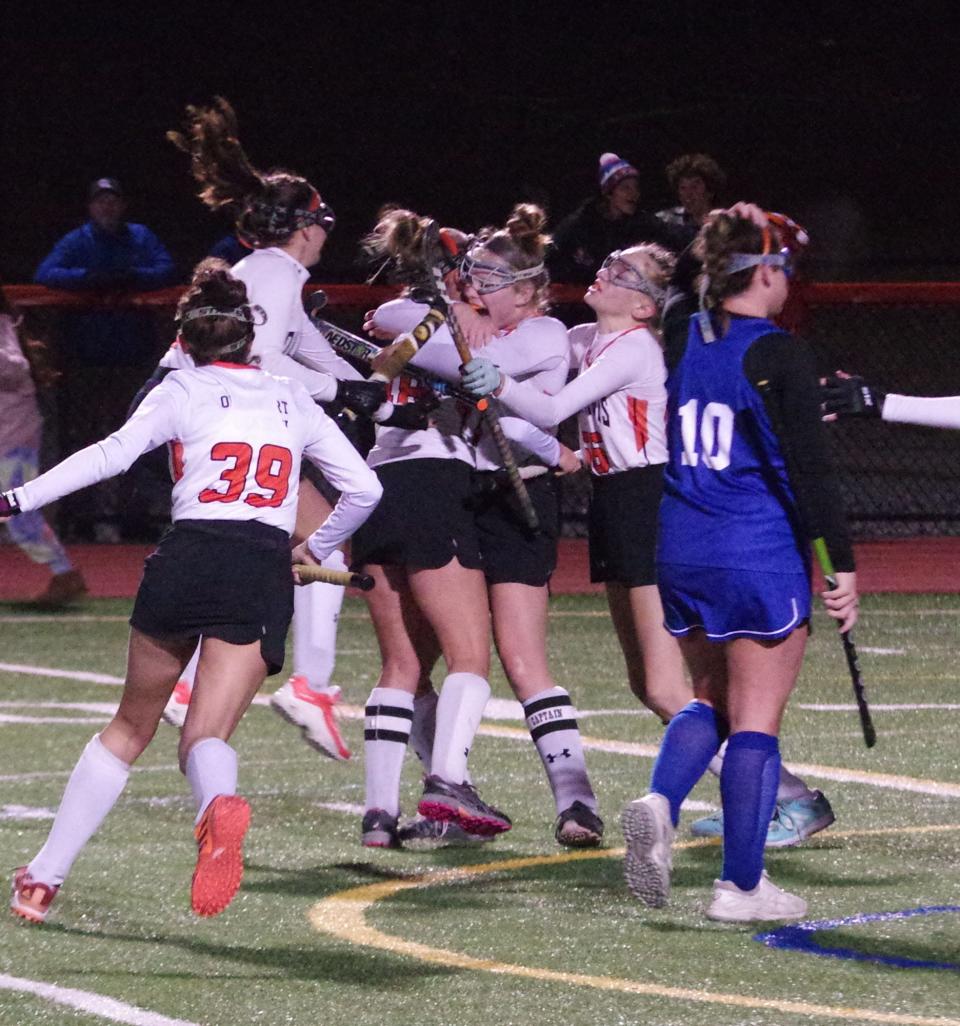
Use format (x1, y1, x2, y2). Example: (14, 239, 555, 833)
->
(3, 2, 959, 283)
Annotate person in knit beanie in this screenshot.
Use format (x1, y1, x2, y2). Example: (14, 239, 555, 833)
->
(549, 153, 678, 286)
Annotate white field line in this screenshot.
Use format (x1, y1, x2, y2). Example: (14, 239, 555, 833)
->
(800, 703, 960, 712)
(3, 663, 959, 799)
(0, 973, 198, 1026)
(1, 804, 54, 820)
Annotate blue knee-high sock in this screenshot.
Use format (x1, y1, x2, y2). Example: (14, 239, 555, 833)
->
(720, 731, 781, 891)
(650, 701, 725, 827)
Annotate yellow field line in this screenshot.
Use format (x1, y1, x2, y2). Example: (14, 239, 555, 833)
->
(309, 826, 960, 1026)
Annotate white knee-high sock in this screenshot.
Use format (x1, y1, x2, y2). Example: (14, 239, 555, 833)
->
(180, 643, 201, 687)
(523, 687, 597, 814)
(430, 672, 490, 784)
(364, 687, 414, 816)
(28, 734, 130, 886)
(185, 738, 238, 824)
(410, 686, 438, 772)
(293, 550, 347, 694)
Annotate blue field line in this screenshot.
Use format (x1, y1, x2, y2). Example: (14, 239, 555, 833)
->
(755, 905, 960, 971)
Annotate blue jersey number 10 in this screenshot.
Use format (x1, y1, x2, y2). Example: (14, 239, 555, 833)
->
(679, 399, 734, 471)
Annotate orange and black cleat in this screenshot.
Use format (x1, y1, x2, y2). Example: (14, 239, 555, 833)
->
(191, 795, 250, 917)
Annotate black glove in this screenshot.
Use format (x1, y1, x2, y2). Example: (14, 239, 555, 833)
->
(821, 374, 886, 418)
(84, 268, 137, 290)
(379, 396, 440, 431)
(0, 491, 22, 517)
(334, 378, 387, 418)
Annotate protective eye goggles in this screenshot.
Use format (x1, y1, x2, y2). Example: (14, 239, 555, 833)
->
(598, 251, 666, 305)
(250, 195, 336, 237)
(460, 250, 544, 294)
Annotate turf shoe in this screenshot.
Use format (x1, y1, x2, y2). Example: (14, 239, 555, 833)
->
(10, 867, 59, 925)
(690, 790, 835, 848)
(417, 776, 512, 836)
(555, 800, 604, 848)
(362, 809, 400, 848)
(162, 678, 192, 728)
(621, 793, 674, 908)
(191, 795, 250, 917)
(707, 871, 808, 923)
(270, 676, 351, 760)
(397, 816, 491, 850)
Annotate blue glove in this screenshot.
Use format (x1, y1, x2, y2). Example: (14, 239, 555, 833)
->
(461, 357, 501, 397)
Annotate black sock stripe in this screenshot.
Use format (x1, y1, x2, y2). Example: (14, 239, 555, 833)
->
(364, 704, 414, 720)
(530, 718, 578, 742)
(364, 729, 411, 743)
(523, 694, 572, 717)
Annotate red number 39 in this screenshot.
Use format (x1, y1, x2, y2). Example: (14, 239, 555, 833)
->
(199, 442, 293, 508)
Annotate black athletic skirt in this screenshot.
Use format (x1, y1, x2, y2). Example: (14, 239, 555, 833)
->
(350, 458, 482, 571)
(472, 470, 559, 587)
(588, 464, 664, 587)
(130, 518, 293, 675)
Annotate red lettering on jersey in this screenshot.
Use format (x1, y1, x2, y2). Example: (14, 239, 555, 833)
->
(198, 442, 294, 506)
(581, 430, 611, 475)
(628, 397, 649, 451)
(168, 441, 185, 482)
(199, 442, 252, 503)
(245, 445, 293, 508)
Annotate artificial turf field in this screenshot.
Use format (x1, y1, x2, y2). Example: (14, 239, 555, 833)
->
(0, 592, 958, 1026)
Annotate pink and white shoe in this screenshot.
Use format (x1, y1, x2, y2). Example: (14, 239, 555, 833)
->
(270, 676, 351, 760)
(162, 679, 193, 728)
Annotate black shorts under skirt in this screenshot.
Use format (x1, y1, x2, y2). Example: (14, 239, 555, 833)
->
(588, 464, 664, 587)
(130, 519, 293, 676)
(473, 470, 559, 587)
(350, 458, 483, 571)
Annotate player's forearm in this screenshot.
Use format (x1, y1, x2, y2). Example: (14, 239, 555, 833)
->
(11, 437, 140, 512)
(883, 393, 960, 430)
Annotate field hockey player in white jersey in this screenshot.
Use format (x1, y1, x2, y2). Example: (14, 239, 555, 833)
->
(158, 99, 387, 760)
(462, 243, 690, 726)
(379, 206, 604, 847)
(3, 262, 381, 924)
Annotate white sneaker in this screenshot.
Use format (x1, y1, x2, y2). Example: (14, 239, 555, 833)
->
(621, 793, 674, 908)
(707, 871, 808, 923)
(270, 676, 351, 760)
(161, 679, 192, 728)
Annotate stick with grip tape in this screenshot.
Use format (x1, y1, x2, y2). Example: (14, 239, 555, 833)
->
(755, 377, 877, 748)
(305, 291, 445, 384)
(426, 223, 540, 533)
(306, 298, 481, 407)
(293, 563, 375, 591)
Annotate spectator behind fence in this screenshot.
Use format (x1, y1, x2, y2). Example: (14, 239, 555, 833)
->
(655, 153, 727, 249)
(33, 178, 178, 541)
(548, 153, 678, 285)
(0, 283, 87, 606)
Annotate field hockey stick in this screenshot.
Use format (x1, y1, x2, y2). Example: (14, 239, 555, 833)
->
(811, 538, 877, 747)
(305, 291, 446, 385)
(424, 224, 540, 532)
(293, 564, 375, 591)
(756, 377, 877, 747)
(308, 308, 481, 407)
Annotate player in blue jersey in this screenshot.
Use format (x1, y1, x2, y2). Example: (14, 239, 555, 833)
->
(621, 204, 858, 923)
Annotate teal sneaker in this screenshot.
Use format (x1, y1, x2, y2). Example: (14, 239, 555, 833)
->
(690, 791, 835, 849)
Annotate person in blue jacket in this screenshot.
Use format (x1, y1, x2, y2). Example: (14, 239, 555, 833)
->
(34, 178, 178, 540)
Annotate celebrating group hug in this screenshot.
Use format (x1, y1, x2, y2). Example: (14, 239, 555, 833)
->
(4, 97, 884, 929)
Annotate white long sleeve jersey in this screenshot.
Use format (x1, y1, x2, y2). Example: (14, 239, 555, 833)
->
(159, 248, 362, 399)
(10, 363, 382, 559)
(371, 299, 567, 471)
(498, 323, 668, 475)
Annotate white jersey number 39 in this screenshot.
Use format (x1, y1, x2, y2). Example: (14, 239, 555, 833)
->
(679, 399, 734, 471)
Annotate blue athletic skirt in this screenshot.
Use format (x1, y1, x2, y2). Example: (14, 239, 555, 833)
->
(657, 563, 811, 641)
